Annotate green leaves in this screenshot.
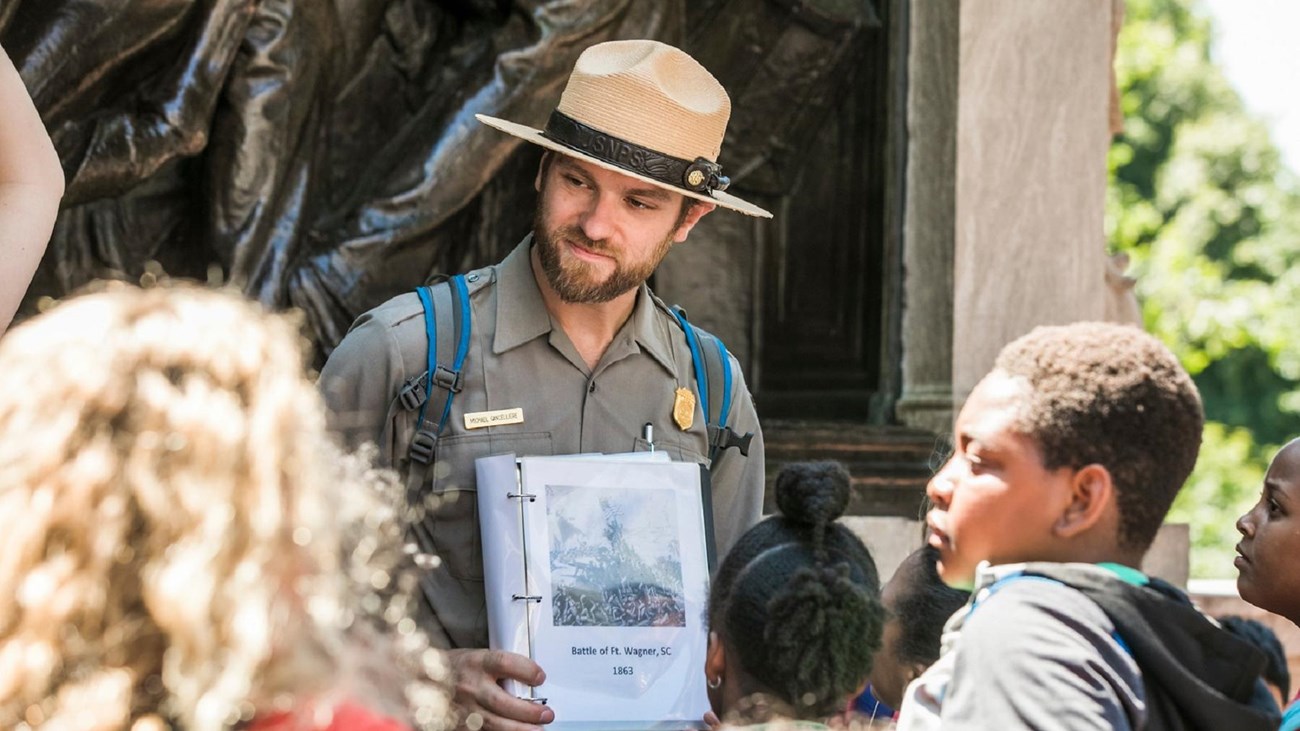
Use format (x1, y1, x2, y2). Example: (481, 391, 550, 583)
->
(1109, 0, 1300, 577)
(1166, 423, 1268, 578)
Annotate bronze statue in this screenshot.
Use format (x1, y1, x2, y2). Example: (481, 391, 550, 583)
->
(3, 0, 879, 361)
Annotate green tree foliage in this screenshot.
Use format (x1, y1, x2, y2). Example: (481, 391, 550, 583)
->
(1109, 0, 1300, 577)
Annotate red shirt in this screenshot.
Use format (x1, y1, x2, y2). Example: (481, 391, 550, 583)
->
(247, 701, 411, 731)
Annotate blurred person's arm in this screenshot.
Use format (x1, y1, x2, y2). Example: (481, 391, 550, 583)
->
(0, 45, 64, 332)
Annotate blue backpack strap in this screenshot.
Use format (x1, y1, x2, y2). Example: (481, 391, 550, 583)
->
(669, 305, 753, 461)
(406, 275, 471, 470)
(703, 331, 733, 432)
(670, 306, 711, 419)
(412, 285, 438, 427)
(971, 572, 1063, 612)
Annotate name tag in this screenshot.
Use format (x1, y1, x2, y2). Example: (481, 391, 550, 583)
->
(464, 407, 525, 430)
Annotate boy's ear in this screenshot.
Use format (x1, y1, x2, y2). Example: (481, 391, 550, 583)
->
(1054, 463, 1115, 539)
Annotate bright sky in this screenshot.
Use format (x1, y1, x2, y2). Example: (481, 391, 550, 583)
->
(1201, 0, 1300, 176)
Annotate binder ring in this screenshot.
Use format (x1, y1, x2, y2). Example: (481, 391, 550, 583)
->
(512, 594, 543, 603)
(507, 492, 537, 502)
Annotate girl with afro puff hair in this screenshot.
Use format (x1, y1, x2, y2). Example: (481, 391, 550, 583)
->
(704, 461, 884, 728)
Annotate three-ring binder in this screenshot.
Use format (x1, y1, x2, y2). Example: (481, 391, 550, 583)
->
(476, 452, 715, 727)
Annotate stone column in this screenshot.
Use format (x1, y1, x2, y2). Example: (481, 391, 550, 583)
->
(896, 0, 960, 435)
(951, 0, 1112, 399)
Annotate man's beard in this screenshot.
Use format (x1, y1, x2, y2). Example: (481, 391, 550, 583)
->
(533, 213, 673, 304)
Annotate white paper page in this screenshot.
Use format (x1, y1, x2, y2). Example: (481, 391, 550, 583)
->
(524, 451, 672, 463)
(475, 453, 534, 699)
(519, 458, 711, 730)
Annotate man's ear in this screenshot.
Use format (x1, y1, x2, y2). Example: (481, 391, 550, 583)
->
(1054, 463, 1115, 539)
(535, 151, 552, 193)
(672, 201, 716, 243)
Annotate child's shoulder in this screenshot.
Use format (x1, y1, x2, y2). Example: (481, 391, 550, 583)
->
(899, 563, 1145, 730)
(972, 561, 1159, 608)
(969, 562, 1137, 616)
(955, 562, 1140, 674)
(965, 563, 1119, 624)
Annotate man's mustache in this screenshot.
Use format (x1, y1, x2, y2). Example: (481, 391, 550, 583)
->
(556, 226, 610, 255)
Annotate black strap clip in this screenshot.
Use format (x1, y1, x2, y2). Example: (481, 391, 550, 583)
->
(433, 364, 462, 393)
(409, 428, 438, 465)
(708, 425, 753, 457)
(398, 373, 429, 411)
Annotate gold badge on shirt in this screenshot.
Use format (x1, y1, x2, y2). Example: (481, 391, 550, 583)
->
(672, 388, 696, 431)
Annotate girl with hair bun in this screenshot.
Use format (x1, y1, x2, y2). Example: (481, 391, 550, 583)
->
(704, 461, 885, 728)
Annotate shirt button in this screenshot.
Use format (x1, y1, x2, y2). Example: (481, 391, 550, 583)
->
(467, 273, 480, 282)
(588, 381, 597, 394)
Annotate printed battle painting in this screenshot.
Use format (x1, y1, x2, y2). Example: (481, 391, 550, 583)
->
(546, 485, 687, 628)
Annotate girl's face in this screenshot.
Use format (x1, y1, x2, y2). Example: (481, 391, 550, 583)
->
(1236, 439, 1300, 623)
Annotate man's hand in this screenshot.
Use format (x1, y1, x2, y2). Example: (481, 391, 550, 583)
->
(448, 648, 555, 731)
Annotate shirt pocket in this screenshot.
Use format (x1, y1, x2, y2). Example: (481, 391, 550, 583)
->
(424, 431, 553, 581)
(632, 435, 709, 466)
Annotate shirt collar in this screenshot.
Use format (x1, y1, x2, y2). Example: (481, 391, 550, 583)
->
(627, 284, 678, 376)
(493, 236, 552, 354)
(493, 235, 680, 378)
(972, 561, 1149, 593)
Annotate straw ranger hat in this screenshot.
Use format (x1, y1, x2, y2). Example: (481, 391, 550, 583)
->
(476, 39, 772, 218)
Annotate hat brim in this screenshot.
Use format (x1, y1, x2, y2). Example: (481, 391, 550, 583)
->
(475, 114, 773, 219)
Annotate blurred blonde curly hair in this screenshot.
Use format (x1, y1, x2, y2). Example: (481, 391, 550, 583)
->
(0, 283, 450, 731)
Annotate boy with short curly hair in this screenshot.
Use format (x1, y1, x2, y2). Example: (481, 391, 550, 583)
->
(897, 322, 1278, 730)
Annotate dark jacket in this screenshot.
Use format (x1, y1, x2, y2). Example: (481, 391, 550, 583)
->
(1018, 564, 1280, 731)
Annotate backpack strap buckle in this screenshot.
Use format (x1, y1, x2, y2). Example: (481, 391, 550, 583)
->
(406, 275, 473, 472)
(409, 428, 438, 465)
(433, 364, 462, 393)
(398, 373, 429, 411)
(708, 425, 753, 457)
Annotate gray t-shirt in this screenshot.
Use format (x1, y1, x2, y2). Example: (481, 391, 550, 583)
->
(897, 562, 1145, 731)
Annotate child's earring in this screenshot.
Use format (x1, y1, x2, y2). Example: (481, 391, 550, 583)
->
(708, 676, 722, 689)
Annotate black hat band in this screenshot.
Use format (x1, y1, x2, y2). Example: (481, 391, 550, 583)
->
(542, 111, 730, 196)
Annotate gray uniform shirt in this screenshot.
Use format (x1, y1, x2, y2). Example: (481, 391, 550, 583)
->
(897, 562, 1146, 731)
(319, 238, 765, 649)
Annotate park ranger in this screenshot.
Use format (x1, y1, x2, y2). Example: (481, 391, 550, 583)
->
(319, 39, 772, 730)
